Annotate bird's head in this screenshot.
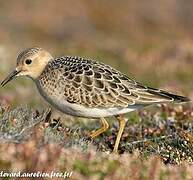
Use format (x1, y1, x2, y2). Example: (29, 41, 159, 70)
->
(1, 47, 53, 86)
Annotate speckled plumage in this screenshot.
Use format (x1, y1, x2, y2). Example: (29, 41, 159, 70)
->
(34, 55, 189, 118)
(1, 47, 190, 153)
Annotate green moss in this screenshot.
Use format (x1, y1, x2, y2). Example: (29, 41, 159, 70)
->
(73, 160, 92, 177)
(159, 169, 171, 180)
(126, 112, 141, 125)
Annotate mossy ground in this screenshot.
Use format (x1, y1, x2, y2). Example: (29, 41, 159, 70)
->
(0, 104, 192, 179)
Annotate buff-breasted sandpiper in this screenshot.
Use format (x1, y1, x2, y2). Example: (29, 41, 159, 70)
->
(1, 47, 190, 153)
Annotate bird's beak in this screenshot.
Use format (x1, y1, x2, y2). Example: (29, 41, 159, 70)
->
(1, 69, 21, 87)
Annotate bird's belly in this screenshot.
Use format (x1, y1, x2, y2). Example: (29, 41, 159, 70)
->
(36, 86, 138, 118)
(47, 97, 138, 118)
(36, 83, 140, 118)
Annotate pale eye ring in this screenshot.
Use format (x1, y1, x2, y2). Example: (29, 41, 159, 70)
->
(25, 59, 32, 65)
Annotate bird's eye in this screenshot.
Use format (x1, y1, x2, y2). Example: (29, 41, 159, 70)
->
(25, 59, 32, 65)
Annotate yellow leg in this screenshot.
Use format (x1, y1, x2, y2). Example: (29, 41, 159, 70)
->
(90, 118, 109, 138)
(113, 115, 127, 153)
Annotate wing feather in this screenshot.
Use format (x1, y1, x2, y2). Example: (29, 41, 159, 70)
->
(44, 56, 189, 108)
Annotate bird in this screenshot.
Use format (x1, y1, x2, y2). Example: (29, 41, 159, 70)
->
(1, 47, 190, 153)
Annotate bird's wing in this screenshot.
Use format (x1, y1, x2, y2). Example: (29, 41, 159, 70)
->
(50, 56, 189, 108)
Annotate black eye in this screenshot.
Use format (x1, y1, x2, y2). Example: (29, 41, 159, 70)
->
(25, 59, 32, 65)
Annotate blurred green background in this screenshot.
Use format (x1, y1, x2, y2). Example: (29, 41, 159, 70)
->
(0, 0, 193, 109)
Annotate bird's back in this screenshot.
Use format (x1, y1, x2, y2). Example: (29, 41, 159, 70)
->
(35, 56, 189, 117)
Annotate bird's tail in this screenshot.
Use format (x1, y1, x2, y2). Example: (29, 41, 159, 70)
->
(147, 87, 191, 103)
